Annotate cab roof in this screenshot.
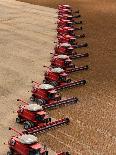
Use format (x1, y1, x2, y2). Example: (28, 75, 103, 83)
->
(60, 43, 71, 47)
(39, 84, 54, 90)
(18, 134, 37, 144)
(51, 67, 64, 73)
(26, 104, 43, 112)
(57, 55, 69, 59)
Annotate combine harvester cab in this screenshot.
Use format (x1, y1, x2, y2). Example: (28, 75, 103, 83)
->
(16, 100, 70, 134)
(30, 83, 78, 108)
(43, 67, 86, 91)
(7, 127, 70, 155)
(50, 54, 88, 73)
(54, 43, 89, 59)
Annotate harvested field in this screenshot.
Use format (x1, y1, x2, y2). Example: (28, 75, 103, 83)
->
(0, 0, 116, 155)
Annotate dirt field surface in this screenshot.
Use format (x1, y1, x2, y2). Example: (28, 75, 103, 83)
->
(0, 0, 57, 154)
(0, 0, 116, 155)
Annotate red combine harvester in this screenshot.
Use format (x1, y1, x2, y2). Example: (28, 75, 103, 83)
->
(16, 100, 69, 134)
(7, 127, 70, 155)
(57, 26, 83, 36)
(42, 67, 86, 90)
(58, 4, 79, 14)
(58, 13, 81, 21)
(57, 34, 85, 45)
(57, 9, 79, 16)
(54, 43, 89, 59)
(50, 55, 88, 73)
(57, 19, 82, 28)
(30, 83, 78, 106)
(58, 4, 72, 10)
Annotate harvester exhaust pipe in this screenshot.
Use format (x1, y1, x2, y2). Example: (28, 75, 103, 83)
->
(9, 127, 22, 135)
(17, 99, 28, 105)
(32, 80, 40, 85)
(43, 65, 49, 69)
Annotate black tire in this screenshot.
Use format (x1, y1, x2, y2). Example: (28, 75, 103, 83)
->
(37, 98, 46, 105)
(43, 79, 47, 84)
(16, 117, 21, 123)
(50, 81, 58, 87)
(67, 79, 71, 83)
(24, 121, 32, 129)
(7, 151, 13, 155)
(30, 96, 35, 102)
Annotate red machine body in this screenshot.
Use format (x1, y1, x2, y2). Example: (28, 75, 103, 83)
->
(57, 26, 76, 35)
(16, 101, 51, 129)
(57, 34, 76, 44)
(7, 128, 48, 155)
(44, 67, 71, 86)
(31, 83, 61, 105)
(51, 55, 74, 69)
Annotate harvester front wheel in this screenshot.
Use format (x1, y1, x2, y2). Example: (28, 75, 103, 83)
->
(43, 79, 47, 84)
(50, 81, 58, 87)
(37, 99, 46, 105)
(24, 121, 32, 129)
(30, 96, 35, 102)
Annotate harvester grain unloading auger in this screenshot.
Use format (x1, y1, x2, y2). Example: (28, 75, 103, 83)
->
(7, 127, 71, 155)
(22, 118, 69, 135)
(30, 82, 78, 106)
(17, 96, 78, 111)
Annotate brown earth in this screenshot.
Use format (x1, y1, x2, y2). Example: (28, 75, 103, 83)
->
(0, 0, 116, 155)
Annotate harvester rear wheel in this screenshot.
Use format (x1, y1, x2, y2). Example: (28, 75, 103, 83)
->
(67, 79, 71, 83)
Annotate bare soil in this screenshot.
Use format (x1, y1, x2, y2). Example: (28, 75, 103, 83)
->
(0, 0, 116, 155)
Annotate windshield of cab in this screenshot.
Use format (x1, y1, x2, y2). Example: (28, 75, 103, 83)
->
(59, 75, 66, 82)
(35, 115, 45, 122)
(29, 149, 40, 155)
(48, 93, 55, 99)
